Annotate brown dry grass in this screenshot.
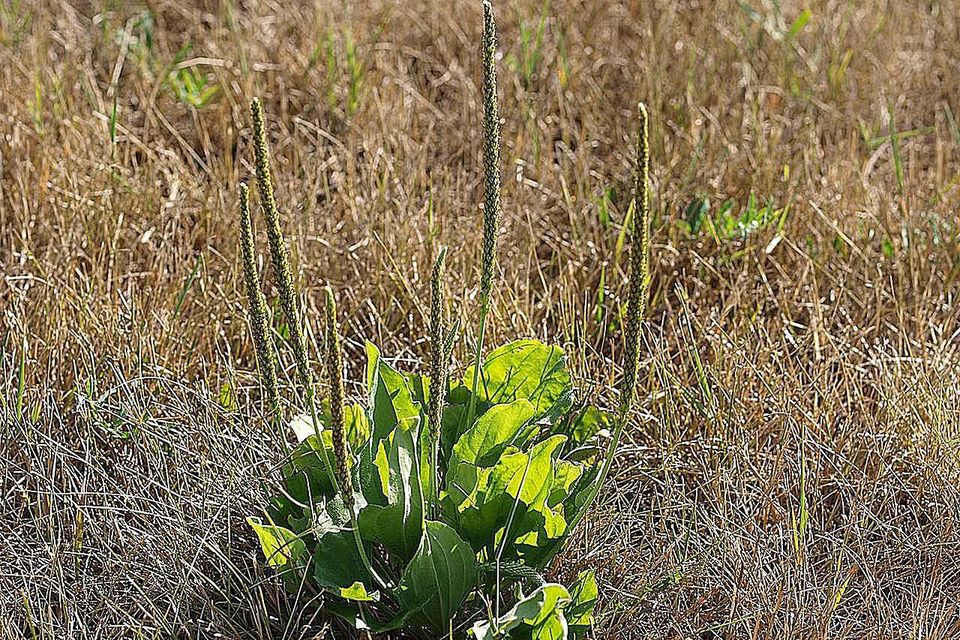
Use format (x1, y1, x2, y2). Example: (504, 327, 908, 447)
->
(2, 0, 959, 638)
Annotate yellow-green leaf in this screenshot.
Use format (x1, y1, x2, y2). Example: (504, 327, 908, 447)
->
(247, 517, 307, 568)
(339, 581, 379, 602)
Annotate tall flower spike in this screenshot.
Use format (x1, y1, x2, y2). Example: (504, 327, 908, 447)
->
(565, 102, 652, 536)
(428, 247, 448, 443)
(428, 247, 448, 511)
(619, 101, 650, 416)
(248, 99, 386, 591)
(250, 98, 314, 398)
(238, 182, 282, 426)
(324, 286, 353, 509)
(250, 98, 340, 497)
(466, 0, 503, 429)
(479, 0, 502, 313)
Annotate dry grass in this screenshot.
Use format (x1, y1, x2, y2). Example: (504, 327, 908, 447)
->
(2, 0, 959, 637)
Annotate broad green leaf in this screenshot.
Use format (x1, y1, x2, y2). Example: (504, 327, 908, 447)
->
(357, 424, 424, 561)
(344, 403, 372, 449)
(405, 372, 439, 502)
(365, 342, 421, 447)
(534, 462, 603, 569)
(566, 570, 598, 636)
(454, 463, 512, 551)
(464, 340, 572, 418)
(312, 529, 373, 593)
(489, 435, 566, 507)
(471, 583, 572, 640)
(405, 371, 430, 408)
(568, 405, 613, 447)
(266, 491, 308, 534)
(453, 399, 536, 467)
(269, 435, 340, 532)
(559, 461, 602, 527)
(503, 438, 582, 566)
(356, 343, 426, 561)
(276, 405, 374, 530)
(549, 460, 583, 508)
(448, 383, 472, 405)
(452, 435, 567, 555)
(514, 505, 567, 554)
(443, 456, 487, 513)
(513, 465, 573, 565)
(338, 581, 379, 602)
(327, 601, 414, 634)
(398, 521, 478, 634)
(440, 398, 470, 466)
(247, 517, 307, 568)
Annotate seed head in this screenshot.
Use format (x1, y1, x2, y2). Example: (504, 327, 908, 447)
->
(428, 247, 448, 445)
(239, 183, 282, 425)
(324, 285, 353, 507)
(479, 0, 502, 311)
(620, 102, 651, 415)
(563, 103, 654, 540)
(250, 98, 315, 396)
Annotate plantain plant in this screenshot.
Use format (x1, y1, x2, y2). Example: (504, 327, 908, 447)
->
(239, 3, 652, 638)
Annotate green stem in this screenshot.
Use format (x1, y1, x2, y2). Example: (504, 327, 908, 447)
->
(304, 387, 389, 591)
(429, 428, 442, 520)
(464, 299, 489, 430)
(565, 401, 631, 536)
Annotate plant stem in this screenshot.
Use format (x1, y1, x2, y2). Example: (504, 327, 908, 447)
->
(567, 102, 651, 535)
(464, 302, 489, 430)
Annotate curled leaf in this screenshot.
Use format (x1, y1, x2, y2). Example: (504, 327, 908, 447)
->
(471, 583, 572, 639)
(247, 517, 307, 569)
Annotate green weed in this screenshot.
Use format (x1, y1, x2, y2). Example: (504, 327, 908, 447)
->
(679, 193, 787, 242)
(515, 0, 550, 88)
(239, 4, 652, 637)
(311, 25, 366, 116)
(166, 47, 220, 109)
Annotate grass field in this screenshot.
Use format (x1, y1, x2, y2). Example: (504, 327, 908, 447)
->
(2, 0, 960, 637)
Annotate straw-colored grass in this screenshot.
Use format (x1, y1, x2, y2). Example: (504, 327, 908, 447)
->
(1, 0, 958, 638)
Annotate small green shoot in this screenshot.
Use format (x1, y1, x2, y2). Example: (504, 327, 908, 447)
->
(166, 46, 221, 109)
(887, 100, 906, 207)
(678, 194, 786, 242)
(517, 0, 550, 88)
